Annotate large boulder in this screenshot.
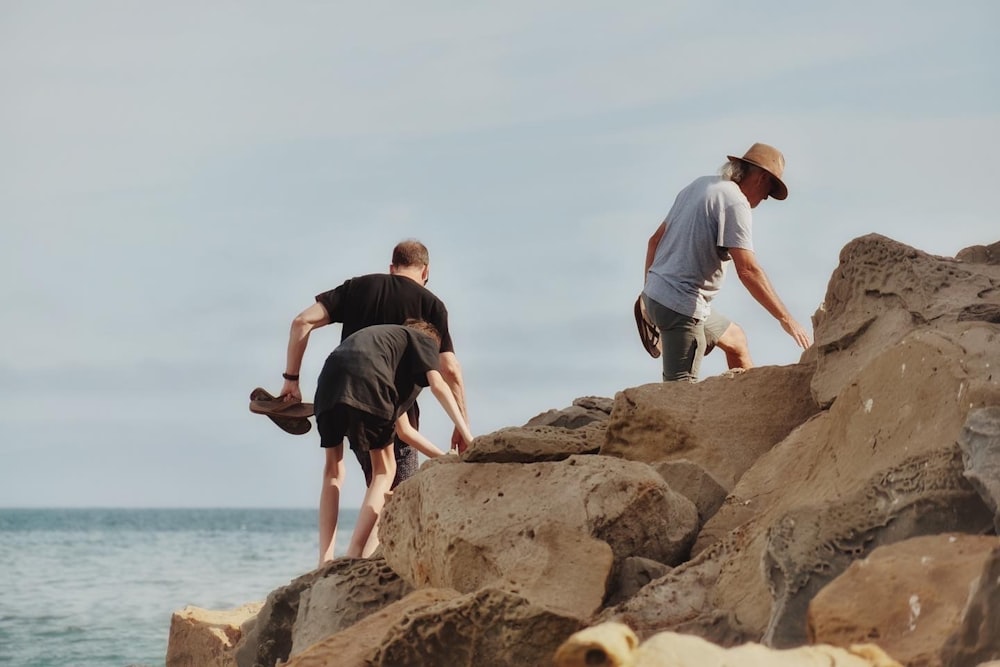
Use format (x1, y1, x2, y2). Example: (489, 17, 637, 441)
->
(810, 234, 1000, 407)
(235, 556, 411, 667)
(602, 362, 820, 490)
(463, 423, 603, 463)
(166, 603, 262, 667)
(523, 396, 615, 429)
(958, 406, 1000, 533)
(939, 545, 1000, 667)
(380, 455, 699, 617)
(285, 588, 585, 667)
(603, 323, 999, 646)
(807, 534, 1000, 667)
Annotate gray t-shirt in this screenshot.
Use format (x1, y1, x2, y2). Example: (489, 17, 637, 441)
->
(643, 175, 754, 319)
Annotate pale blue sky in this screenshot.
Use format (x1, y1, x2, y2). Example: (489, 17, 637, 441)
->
(2, 1, 997, 508)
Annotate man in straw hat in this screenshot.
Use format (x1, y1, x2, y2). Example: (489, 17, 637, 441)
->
(641, 142, 812, 382)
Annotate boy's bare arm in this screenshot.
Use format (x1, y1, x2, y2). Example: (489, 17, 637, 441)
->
(427, 369, 474, 448)
(394, 414, 447, 458)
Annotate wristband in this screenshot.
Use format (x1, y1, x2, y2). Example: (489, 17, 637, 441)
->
(282, 372, 300, 381)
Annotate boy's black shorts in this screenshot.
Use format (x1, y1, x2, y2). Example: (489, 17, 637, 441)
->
(316, 404, 394, 454)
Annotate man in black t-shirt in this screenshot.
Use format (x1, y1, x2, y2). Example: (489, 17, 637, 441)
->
(277, 240, 469, 487)
(313, 320, 473, 562)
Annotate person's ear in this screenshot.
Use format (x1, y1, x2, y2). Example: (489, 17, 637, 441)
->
(421, 266, 429, 285)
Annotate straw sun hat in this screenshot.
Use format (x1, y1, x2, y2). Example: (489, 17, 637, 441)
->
(727, 143, 788, 200)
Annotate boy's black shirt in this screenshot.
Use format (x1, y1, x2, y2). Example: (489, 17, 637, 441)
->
(314, 324, 441, 421)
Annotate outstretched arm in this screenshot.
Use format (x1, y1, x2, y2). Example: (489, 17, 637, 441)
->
(394, 413, 447, 458)
(729, 248, 812, 349)
(281, 302, 331, 401)
(427, 369, 474, 449)
(438, 351, 469, 451)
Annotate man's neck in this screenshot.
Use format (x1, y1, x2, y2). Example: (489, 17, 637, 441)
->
(390, 266, 424, 284)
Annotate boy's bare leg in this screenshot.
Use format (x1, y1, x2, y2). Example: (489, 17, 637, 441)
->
(318, 445, 346, 565)
(345, 445, 396, 558)
(716, 322, 753, 370)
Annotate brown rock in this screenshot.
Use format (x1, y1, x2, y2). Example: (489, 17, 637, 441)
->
(283, 588, 459, 667)
(380, 455, 699, 617)
(463, 423, 603, 463)
(807, 534, 1000, 667)
(940, 545, 1000, 667)
(166, 603, 262, 667)
(602, 362, 820, 490)
(811, 234, 1000, 407)
(523, 396, 615, 429)
(234, 556, 410, 667)
(289, 556, 413, 658)
(958, 406, 1000, 533)
(651, 459, 728, 523)
(603, 323, 999, 646)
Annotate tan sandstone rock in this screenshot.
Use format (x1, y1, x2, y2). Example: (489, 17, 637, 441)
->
(286, 587, 584, 667)
(553, 622, 902, 667)
(807, 534, 1000, 667)
(380, 455, 699, 617)
(463, 423, 603, 463)
(603, 323, 999, 646)
(602, 362, 820, 490)
(811, 234, 1000, 407)
(166, 602, 263, 667)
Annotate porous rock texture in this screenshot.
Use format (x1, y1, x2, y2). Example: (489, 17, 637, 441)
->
(285, 587, 584, 667)
(166, 603, 262, 667)
(379, 454, 699, 617)
(807, 534, 1000, 667)
(810, 233, 1000, 407)
(234, 556, 410, 667)
(602, 362, 821, 490)
(184, 234, 1000, 667)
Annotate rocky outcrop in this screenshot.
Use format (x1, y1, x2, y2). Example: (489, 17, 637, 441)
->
(810, 233, 1000, 407)
(379, 455, 699, 617)
(185, 234, 1000, 667)
(166, 603, 262, 667)
(807, 534, 1000, 666)
(286, 588, 584, 667)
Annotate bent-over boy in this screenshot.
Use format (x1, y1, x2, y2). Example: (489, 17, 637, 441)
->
(313, 319, 473, 563)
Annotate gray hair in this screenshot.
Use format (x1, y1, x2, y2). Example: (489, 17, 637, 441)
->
(720, 159, 757, 183)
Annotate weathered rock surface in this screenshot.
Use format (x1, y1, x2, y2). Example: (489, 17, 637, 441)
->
(605, 556, 673, 608)
(602, 362, 820, 490)
(286, 587, 584, 667)
(939, 545, 1000, 667)
(234, 556, 409, 667)
(553, 622, 903, 667)
(959, 406, 1000, 533)
(289, 555, 413, 658)
(166, 603, 262, 667)
(651, 459, 728, 524)
(811, 234, 1000, 407)
(807, 534, 1000, 667)
(524, 396, 615, 429)
(380, 455, 699, 616)
(463, 423, 603, 463)
(604, 323, 999, 646)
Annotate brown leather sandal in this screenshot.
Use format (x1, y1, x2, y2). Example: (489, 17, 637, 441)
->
(249, 387, 313, 435)
(634, 295, 661, 359)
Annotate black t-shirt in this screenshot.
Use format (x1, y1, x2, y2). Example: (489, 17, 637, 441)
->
(315, 274, 454, 354)
(314, 324, 441, 420)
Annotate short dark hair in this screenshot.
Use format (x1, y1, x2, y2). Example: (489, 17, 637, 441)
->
(403, 318, 441, 346)
(392, 239, 429, 268)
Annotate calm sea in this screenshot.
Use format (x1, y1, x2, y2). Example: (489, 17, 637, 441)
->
(0, 508, 358, 667)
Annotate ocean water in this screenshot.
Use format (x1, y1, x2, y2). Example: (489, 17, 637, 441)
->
(0, 508, 358, 667)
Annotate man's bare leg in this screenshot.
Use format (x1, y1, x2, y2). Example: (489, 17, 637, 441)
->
(715, 322, 753, 370)
(345, 446, 396, 558)
(318, 445, 345, 565)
